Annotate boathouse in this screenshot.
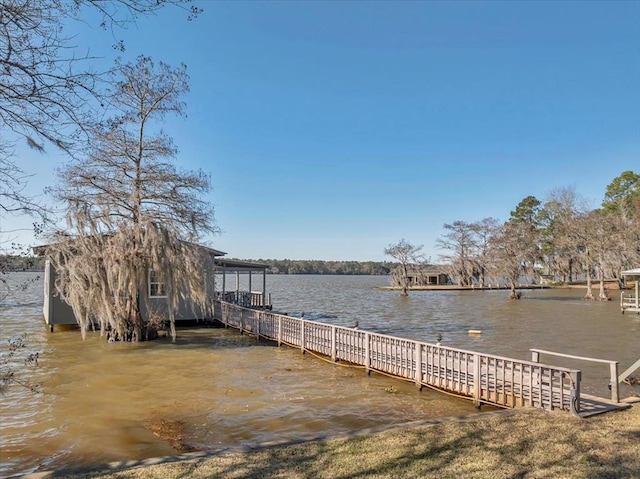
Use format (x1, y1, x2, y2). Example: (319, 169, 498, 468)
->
(34, 243, 271, 331)
(406, 265, 450, 286)
(621, 268, 640, 314)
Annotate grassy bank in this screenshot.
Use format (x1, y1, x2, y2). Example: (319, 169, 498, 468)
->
(34, 405, 639, 479)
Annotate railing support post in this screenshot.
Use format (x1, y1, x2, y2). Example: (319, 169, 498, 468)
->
(256, 311, 260, 341)
(364, 332, 370, 375)
(610, 361, 619, 403)
(240, 309, 244, 335)
(278, 316, 282, 347)
(300, 320, 305, 355)
(220, 302, 227, 327)
(415, 343, 422, 389)
(531, 350, 540, 363)
(331, 326, 337, 362)
(473, 353, 481, 408)
(571, 371, 582, 416)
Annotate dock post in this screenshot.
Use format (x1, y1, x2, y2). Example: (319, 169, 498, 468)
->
(571, 370, 581, 416)
(331, 326, 336, 362)
(415, 343, 422, 389)
(610, 361, 619, 403)
(473, 353, 481, 408)
(300, 320, 305, 355)
(256, 311, 260, 341)
(221, 303, 227, 328)
(277, 316, 282, 347)
(364, 332, 371, 375)
(531, 350, 540, 363)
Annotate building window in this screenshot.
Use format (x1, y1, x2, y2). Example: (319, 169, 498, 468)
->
(149, 269, 167, 298)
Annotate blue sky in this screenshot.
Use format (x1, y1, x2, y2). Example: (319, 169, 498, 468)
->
(4, 0, 640, 262)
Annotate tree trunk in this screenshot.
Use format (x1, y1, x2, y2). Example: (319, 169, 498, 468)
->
(509, 279, 521, 299)
(401, 263, 409, 296)
(598, 278, 609, 300)
(568, 258, 573, 282)
(598, 263, 609, 301)
(584, 263, 594, 300)
(107, 291, 147, 342)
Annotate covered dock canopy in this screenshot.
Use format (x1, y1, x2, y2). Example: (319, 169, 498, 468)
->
(215, 258, 272, 308)
(621, 268, 640, 314)
(621, 268, 640, 277)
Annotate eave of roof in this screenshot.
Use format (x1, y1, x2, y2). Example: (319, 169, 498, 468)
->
(33, 240, 227, 258)
(215, 258, 270, 272)
(621, 268, 640, 277)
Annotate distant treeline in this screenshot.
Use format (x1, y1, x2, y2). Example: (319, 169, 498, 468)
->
(232, 259, 393, 275)
(0, 255, 46, 272)
(1, 254, 393, 275)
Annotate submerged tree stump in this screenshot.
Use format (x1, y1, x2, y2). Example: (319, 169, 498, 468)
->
(146, 416, 198, 452)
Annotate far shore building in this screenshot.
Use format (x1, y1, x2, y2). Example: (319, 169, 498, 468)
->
(33, 243, 270, 331)
(406, 265, 451, 286)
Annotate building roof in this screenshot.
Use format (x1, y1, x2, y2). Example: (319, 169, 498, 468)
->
(33, 238, 226, 258)
(621, 268, 640, 278)
(406, 264, 449, 274)
(215, 258, 270, 273)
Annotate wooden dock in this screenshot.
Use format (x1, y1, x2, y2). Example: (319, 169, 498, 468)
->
(214, 301, 627, 417)
(578, 394, 631, 418)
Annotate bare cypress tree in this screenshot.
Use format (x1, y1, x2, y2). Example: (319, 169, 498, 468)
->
(384, 239, 423, 296)
(1, 0, 202, 152)
(469, 217, 499, 288)
(1, 0, 203, 295)
(488, 220, 539, 299)
(437, 221, 476, 286)
(538, 187, 583, 282)
(568, 211, 597, 300)
(46, 56, 216, 342)
(1, 0, 202, 243)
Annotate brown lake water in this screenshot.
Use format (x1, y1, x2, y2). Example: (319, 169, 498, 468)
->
(1, 273, 639, 477)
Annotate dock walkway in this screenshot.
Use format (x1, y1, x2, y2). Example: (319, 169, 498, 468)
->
(214, 301, 630, 417)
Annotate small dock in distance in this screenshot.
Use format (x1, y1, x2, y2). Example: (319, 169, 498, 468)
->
(376, 284, 549, 292)
(214, 299, 633, 417)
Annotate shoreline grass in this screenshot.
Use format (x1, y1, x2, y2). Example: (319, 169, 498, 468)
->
(25, 404, 639, 479)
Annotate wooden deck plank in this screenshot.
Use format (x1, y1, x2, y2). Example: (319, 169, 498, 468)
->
(578, 394, 632, 418)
